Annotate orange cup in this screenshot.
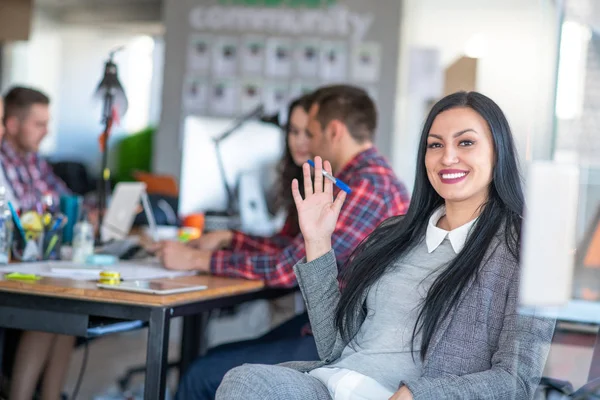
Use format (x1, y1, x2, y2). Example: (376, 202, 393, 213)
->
(182, 213, 205, 233)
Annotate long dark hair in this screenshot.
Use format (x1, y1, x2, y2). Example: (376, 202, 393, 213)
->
(275, 94, 314, 235)
(335, 91, 524, 360)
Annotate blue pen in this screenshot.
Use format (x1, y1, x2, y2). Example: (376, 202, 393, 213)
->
(50, 216, 63, 231)
(7, 201, 26, 240)
(307, 159, 352, 194)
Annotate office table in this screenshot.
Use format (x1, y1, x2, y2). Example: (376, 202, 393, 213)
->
(0, 274, 267, 400)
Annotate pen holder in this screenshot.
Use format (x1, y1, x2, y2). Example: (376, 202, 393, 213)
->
(13, 227, 64, 262)
(60, 195, 83, 244)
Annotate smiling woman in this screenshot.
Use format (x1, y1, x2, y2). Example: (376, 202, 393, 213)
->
(424, 107, 495, 230)
(216, 91, 554, 400)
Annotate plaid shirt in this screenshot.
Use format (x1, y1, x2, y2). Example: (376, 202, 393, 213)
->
(210, 147, 410, 288)
(0, 140, 71, 211)
(227, 216, 298, 253)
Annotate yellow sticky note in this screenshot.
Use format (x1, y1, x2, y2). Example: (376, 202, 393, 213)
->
(5, 272, 41, 281)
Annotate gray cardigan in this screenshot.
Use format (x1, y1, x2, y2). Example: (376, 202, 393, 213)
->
(283, 237, 555, 399)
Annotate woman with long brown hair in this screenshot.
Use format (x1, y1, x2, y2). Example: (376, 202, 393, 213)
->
(175, 93, 318, 400)
(187, 93, 314, 251)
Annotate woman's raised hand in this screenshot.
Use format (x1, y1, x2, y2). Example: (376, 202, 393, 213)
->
(292, 156, 347, 261)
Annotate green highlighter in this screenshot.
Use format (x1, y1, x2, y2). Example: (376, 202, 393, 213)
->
(5, 272, 41, 281)
(45, 234, 59, 258)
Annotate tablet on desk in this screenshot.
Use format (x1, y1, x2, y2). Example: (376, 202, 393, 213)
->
(97, 279, 207, 295)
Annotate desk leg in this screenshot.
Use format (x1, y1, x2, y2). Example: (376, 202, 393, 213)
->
(0, 328, 4, 377)
(588, 329, 600, 381)
(198, 312, 210, 357)
(145, 309, 170, 400)
(179, 312, 210, 378)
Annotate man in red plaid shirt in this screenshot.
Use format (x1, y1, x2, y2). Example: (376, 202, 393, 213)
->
(1, 87, 75, 211)
(166, 85, 410, 400)
(158, 90, 409, 287)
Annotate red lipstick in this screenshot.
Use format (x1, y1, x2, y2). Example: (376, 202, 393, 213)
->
(439, 169, 469, 184)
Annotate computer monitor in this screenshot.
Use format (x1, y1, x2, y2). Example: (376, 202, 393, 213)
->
(178, 115, 283, 217)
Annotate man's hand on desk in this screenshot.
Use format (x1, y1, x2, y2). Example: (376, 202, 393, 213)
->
(186, 230, 233, 251)
(153, 241, 212, 272)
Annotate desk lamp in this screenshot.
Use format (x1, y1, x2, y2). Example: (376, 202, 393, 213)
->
(94, 47, 128, 243)
(206, 104, 265, 218)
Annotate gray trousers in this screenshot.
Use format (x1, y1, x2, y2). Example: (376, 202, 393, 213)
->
(216, 364, 332, 400)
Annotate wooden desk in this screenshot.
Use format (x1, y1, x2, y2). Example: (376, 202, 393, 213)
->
(0, 275, 264, 306)
(0, 274, 266, 400)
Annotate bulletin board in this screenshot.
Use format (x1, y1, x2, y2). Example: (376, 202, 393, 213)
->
(180, 0, 391, 116)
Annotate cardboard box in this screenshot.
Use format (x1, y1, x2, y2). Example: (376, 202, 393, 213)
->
(444, 56, 478, 96)
(0, 0, 33, 41)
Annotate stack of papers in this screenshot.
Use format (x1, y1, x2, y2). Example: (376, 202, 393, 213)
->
(0, 258, 195, 281)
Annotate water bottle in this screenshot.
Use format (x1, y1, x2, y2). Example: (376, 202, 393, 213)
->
(0, 187, 14, 264)
(72, 216, 94, 264)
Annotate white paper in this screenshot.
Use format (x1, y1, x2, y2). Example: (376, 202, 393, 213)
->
(351, 42, 382, 83)
(241, 78, 264, 114)
(114, 259, 196, 281)
(187, 34, 211, 72)
(183, 76, 209, 112)
(266, 38, 293, 78)
(295, 39, 320, 78)
(51, 266, 102, 277)
(263, 82, 289, 114)
(212, 36, 239, 77)
(241, 36, 265, 74)
(209, 78, 239, 116)
(289, 80, 317, 101)
(320, 41, 348, 83)
(0, 259, 194, 281)
(407, 48, 443, 99)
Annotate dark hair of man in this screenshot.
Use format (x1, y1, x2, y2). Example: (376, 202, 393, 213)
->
(3, 86, 50, 124)
(311, 85, 377, 143)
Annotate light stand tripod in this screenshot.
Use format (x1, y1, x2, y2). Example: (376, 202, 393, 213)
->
(95, 47, 128, 243)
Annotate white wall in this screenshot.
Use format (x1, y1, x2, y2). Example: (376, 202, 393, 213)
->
(394, 0, 560, 191)
(1, 9, 63, 154)
(1, 9, 158, 174)
(53, 28, 155, 174)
